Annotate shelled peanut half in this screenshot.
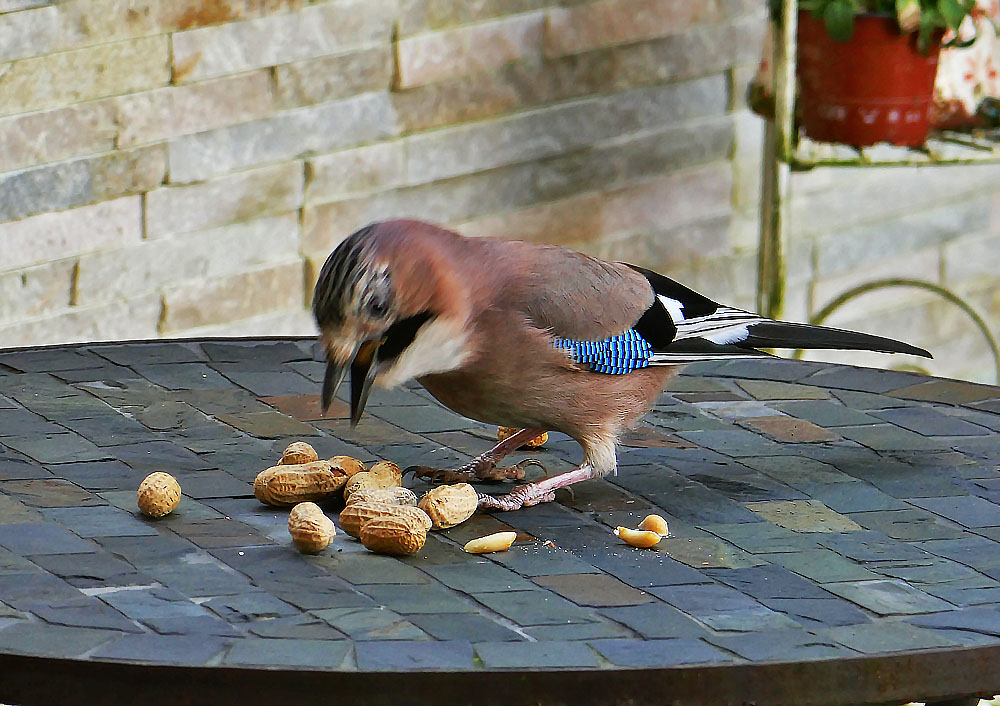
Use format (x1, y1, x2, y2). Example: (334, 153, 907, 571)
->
(613, 514, 670, 549)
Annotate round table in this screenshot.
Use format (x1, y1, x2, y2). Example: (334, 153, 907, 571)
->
(1, 338, 999, 705)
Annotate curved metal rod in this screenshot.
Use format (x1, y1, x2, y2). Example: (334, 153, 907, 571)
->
(792, 278, 1000, 383)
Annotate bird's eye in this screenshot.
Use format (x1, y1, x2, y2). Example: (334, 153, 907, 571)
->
(366, 295, 389, 317)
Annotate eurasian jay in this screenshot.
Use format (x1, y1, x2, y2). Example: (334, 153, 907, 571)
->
(312, 219, 931, 512)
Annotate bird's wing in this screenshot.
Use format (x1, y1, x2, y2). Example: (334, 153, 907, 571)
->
(489, 243, 929, 375)
(495, 242, 656, 342)
(629, 265, 931, 363)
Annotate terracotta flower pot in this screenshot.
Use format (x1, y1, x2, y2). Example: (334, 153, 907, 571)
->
(797, 11, 943, 147)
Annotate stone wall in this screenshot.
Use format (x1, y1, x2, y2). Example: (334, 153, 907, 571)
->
(1, 0, 998, 383)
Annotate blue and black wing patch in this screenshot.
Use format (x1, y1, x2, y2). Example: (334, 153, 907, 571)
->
(553, 330, 654, 374)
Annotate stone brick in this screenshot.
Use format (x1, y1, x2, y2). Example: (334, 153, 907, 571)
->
(160, 261, 304, 332)
(302, 119, 727, 257)
(397, 0, 553, 36)
(583, 215, 733, 274)
(0, 0, 52, 10)
(76, 213, 301, 306)
(460, 162, 733, 252)
(810, 247, 942, 316)
(0, 35, 170, 118)
(168, 92, 397, 183)
(0, 261, 76, 325)
(145, 162, 303, 238)
(57, 0, 310, 46)
(0, 295, 162, 348)
(790, 166, 1000, 240)
(814, 202, 979, 280)
(405, 76, 727, 184)
(170, 0, 395, 83)
(395, 11, 545, 89)
(173, 308, 316, 338)
(273, 46, 392, 109)
(393, 17, 764, 134)
(739, 416, 840, 443)
(0, 146, 165, 223)
(0, 3, 60, 63)
(114, 70, 274, 148)
(544, 0, 762, 58)
(745, 500, 864, 533)
(599, 165, 732, 238)
(306, 141, 406, 203)
(459, 190, 605, 245)
(943, 230, 1000, 285)
(0, 103, 117, 174)
(1, 197, 142, 271)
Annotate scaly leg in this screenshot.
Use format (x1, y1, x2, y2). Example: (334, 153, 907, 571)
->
(407, 428, 547, 483)
(477, 464, 597, 512)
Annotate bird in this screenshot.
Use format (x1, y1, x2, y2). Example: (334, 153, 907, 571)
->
(311, 218, 931, 512)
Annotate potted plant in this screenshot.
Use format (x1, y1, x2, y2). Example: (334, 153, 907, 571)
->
(779, 0, 979, 146)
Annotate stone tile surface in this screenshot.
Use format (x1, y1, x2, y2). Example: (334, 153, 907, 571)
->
(1, 339, 1000, 678)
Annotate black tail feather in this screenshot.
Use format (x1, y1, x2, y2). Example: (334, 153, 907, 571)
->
(741, 321, 932, 358)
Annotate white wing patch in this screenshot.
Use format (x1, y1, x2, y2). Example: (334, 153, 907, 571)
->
(704, 324, 750, 345)
(673, 306, 764, 344)
(657, 295, 686, 322)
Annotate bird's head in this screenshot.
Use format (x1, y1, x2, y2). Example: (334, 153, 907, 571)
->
(311, 221, 468, 424)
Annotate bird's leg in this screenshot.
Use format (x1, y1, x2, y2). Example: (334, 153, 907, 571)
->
(407, 428, 547, 484)
(477, 464, 597, 512)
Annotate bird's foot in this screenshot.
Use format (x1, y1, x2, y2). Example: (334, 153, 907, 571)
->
(406, 458, 546, 485)
(477, 483, 557, 512)
(477, 464, 597, 513)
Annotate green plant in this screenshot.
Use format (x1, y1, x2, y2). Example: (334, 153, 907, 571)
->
(776, 0, 978, 49)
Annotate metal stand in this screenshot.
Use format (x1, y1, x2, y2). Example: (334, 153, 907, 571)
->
(757, 0, 1000, 383)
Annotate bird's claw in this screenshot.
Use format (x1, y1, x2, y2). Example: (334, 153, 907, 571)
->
(405, 465, 475, 484)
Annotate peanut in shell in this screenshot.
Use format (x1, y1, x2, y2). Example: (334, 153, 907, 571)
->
(339, 501, 431, 538)
(359, 515, 427, 555)
(288, 502, 336, 553)
(254, 460, 347, 506)
(137, 472, 181, 518)
(418, 483, 478, 529)
(346, 486, 418, 507)
(281, 441, 319, 465)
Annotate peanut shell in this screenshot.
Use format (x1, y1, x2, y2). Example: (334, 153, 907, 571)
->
(281, 441, 319, 465)
(254, 460, 347, 506)
(330, 455, 366, 477)
(288, 502, 336, 553)
(359, 515, 427, 555)
(339, 501, 432, 538)
(497, 426, 548, 448)
(418, 483, 478, 529)
(368, 461, 402, 481)
(343, 466, 402, 502)
(137, 472, 181, 518)
(346, 486, 418, 507)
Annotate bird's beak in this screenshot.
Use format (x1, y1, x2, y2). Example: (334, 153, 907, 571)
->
(320, 359, 349, 416)
(320, 338, 382, 425)
(349, 339, 382, 426)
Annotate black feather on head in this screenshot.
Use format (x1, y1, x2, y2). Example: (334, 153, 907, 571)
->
(312, 224, 393, 328)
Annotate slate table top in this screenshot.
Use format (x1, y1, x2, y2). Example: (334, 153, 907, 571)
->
(1, 338, 1000, 705)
